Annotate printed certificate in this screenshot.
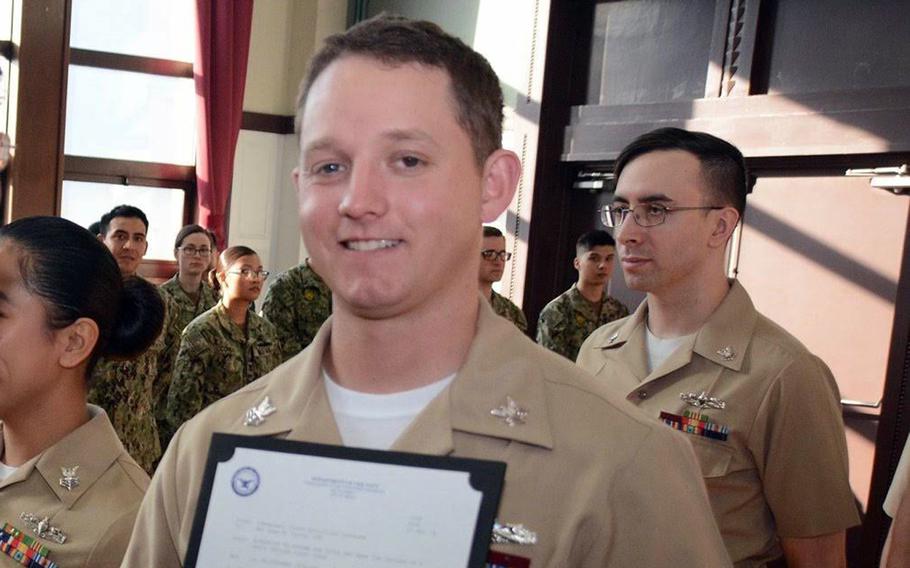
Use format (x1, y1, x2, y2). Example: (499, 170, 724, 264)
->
(185, 434, 506, 568)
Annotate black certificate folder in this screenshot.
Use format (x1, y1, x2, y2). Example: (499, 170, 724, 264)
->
(185, 434, 507, 568)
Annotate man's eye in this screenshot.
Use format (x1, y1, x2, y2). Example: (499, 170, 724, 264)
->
(400, 156, 422, 168)
(646, 204, 666, 217)
(315, 163, 344, 175)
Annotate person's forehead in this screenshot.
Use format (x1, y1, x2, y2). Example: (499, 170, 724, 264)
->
(584, 244, 615, 256)
(615, 149, 705, 201)
(482, 235, 506, 248)
(181, 232, 210, 246)
(108, 216, 147, 234)
(300, 55, 458, 141)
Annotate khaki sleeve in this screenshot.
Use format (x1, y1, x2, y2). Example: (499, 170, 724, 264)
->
(85, 504, 141, 568)
(605, 428, 732, 567)
(748, 354, 861, 537)
(121, 427, 190, 568)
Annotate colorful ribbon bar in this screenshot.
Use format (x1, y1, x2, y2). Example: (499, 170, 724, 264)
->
(660, 409, 729, 442)
(0, 522, 58, 568)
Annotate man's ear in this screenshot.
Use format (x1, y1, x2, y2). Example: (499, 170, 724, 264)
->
(708, 207, 741, 248)
(573, 256, 581, 271)
(480, 149, 522, 223)
(58, 318, 100, 369)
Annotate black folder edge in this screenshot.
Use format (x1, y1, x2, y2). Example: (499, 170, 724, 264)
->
(184, 433, 507, 568)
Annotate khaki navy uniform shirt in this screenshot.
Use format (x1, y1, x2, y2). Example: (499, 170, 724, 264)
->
(536, 284, 629, 361)
(122, 302, 731, 568)
(577, 281, 860, 567)
(489, 290, 528, 333)
(261, 260, 332, 362)
(163, 303, 281, 442)
(0, 406, 149, 568)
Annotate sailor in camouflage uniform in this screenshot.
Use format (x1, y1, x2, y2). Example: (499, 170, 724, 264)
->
(89, 205, 174, 473)
(157, 225, 219, 439)
(479, 226, 527, 332)
(537, 230, 628, 361)
(261, 259, 332, 361)
(164, 247, 282, 440)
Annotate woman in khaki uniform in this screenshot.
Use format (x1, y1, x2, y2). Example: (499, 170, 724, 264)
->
(164, 246, 281, 442)
(0, 216, 165, 568)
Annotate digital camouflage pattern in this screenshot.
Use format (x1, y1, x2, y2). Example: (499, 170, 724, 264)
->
(536, 284, 629, 361)
(157, 275, 219, 432)
(489, 290, 528, 333)
(261, 260, 331, 362)
(164, 303, 282, 442)
(88, 288, 177, 474)
(159, 274, 219, 335)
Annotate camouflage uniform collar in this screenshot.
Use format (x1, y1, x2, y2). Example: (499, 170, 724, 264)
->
(162, 274, 216, 302)
(567, 284, 608, 318)
(302, 258, 326, 284)
(212, 302, 266, 344)
(0, 406, 125, 508)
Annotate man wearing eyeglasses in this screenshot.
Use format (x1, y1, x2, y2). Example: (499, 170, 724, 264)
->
(479, 225, 527, 332)
(577, 128, 860, 567)
(536, 230, 628, 361)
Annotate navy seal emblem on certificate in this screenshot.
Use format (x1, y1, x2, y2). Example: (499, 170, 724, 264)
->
(231, 467, 260, 497)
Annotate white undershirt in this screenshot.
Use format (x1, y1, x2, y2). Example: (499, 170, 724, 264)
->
(0, 461, 16, 482)
(324, 370, 455, 450)
(645, 325, 696, 373)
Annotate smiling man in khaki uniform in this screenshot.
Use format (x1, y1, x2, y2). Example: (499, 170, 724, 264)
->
(122, 17, 730, 568)
(577, 128, 860, 567)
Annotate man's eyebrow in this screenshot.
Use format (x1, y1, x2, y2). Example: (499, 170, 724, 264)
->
(382, 128, 438, 147)
(612, 193, 674, 204)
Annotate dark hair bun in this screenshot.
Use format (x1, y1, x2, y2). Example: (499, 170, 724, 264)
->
(104, 276, 166, 359)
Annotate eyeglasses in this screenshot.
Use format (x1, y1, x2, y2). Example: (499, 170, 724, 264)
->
(600, 203, 724, 228)
(227, 268, 270, 279)
(481, 249, 512, 261)
(178, 246, 212, 257)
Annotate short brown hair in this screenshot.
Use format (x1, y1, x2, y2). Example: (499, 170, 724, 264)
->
(296, 15, 503, 168)
(614, 128, 749, 216)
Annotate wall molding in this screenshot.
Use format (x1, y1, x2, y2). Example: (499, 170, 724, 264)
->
(241, 111, 295, 135)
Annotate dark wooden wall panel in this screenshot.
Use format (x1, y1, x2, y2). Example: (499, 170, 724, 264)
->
(6, 0, 70, 220)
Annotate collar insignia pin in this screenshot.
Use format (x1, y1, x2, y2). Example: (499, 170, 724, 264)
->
(491, 396, 528, 426)
(680, 390, 727, 410)
(59, 465, 79, 492)
(244, 396, 277, 427)
(492, 522, 538, 545)
(716, 346, 736, 361)
(608, 332, 619, 344)
(19, 512, 67, 544)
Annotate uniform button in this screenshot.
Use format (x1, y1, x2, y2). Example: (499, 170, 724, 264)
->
(637, 390, 648, 400)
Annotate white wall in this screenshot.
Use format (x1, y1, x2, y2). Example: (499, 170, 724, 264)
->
(228, 0, 347, 288)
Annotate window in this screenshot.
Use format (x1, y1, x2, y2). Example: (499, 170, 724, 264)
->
(60, 0, 196, 262)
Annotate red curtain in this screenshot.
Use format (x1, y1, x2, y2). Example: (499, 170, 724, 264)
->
(194, 0, 254, 249)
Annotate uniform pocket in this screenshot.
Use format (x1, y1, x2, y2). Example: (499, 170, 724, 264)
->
(687, 435, 735, 478)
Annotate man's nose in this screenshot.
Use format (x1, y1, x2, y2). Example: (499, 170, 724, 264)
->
(338, 163, 388, 219)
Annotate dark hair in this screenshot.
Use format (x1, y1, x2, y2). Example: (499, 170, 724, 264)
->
(87, 220, 101, 236)
(576, 230, 616, 256)
(296, 14, 503, 168)
(0, 216, 165, 374)
(99, 204, 150, 236)
(210, 245, 258, 293)
(482, 226, 503, 238)
(174, 224, 216, 250)
(614, 127, 748, 216)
